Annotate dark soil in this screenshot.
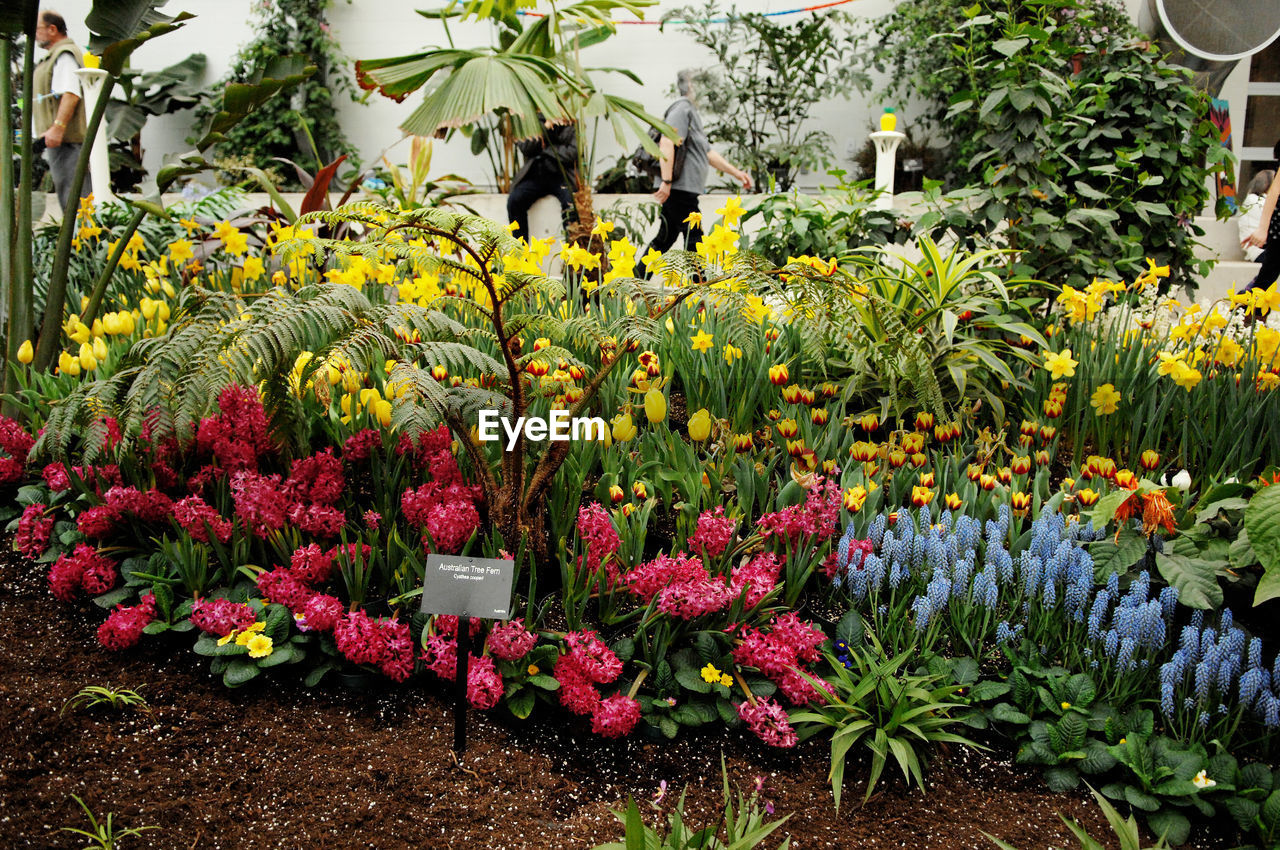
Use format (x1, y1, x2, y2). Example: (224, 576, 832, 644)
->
(0, 547, 1137, 850)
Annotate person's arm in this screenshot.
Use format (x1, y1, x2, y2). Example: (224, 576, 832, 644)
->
(1244, 173, 1280, 249)
(708, 149, 753, 191)
(653, 136, 677, 204)
(43, 91, 80, 148)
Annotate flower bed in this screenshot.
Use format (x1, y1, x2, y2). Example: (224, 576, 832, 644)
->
(6, 197, 1280, 847)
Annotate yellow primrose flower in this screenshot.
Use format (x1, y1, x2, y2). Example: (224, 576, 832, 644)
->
(700, 663, 723, 684)
(691, 329, 714, 353)
(720, 674, 733, 687)
(245, 633, 274, 659)
(1043, 348, 1078, 380)
(1192, 770, 1216, 790)
(1090, 383, 1120, 415)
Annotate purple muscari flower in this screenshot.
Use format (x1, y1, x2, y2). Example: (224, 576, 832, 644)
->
(1198, 711, 1210, 728)
(1248, 637, 1263, 671)
(1239, 667, 1264, 708)
(1195, 660, 1214, 699)
(1159, 585, 1179, 621)
(1161, 681, 1176, 717)
(996, 621, 1015, 644)
(1266, 694, 1280, 728)
(1104, 629, 1119, 659)
(1117, 637, 1135, 672)
(1106, 571, 1119, 598)
(1220, 608, 1234, 633)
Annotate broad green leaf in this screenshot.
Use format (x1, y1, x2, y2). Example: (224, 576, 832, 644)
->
(1089, 529, 1146, 580)
(1245, 484, 1280, 586)
(1155, 553, 1222, 610)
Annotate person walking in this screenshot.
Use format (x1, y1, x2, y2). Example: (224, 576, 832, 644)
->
(506, 118, 577, 242)
(34, 10, 92, 214)
(646, 70, 752, 258)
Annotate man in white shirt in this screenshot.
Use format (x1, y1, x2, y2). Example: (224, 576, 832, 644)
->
(34, 10, 92, 213)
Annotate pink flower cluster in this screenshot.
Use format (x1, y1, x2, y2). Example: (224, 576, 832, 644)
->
(625, 552, 770, 621)
(15, 504, 54, 559)
(334, 611, 415, 682)
(402, 482, 481, 554)
(195, 385, 273, 471)
(688, 507, 737, 558)
(282, 450, 347, 537)
(737, 697, 797, 748)
(256, 544, 346, 624)
(97, 594, 157, 651)
(48, 545, 118, 601)
(298, 594, 344, 632)
(732, 613, 831, 706)
(576, 503, 621, 582)
(230, 471, 288, 538)
(77, 486, 175, 540)
(190, 597, 257, 637)
(342, 428, 383, 463)
(730, 552, 781, 608)
(0, 416, 35, 484)
(487, 618, 537, 661)
(755, 478, 841, 545)
(173, 495, 233, 543)
(554, 630, 640, 735)
(42, 462, 122, 494)
(395, 425, 454, 472)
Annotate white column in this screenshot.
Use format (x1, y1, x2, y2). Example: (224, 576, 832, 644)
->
(73, 67, 115, 206)
(868, 130, 906, 211)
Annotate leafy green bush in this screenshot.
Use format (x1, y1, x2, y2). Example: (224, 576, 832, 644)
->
(792, 631, 977, 808)
(859, 0, 1227, 292)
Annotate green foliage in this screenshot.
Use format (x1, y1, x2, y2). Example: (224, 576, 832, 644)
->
(192, 0, 353, 186)
(59, 795, 158, 849)
(795, 238, 1045, 427)
(60, 684, 150, 716)
(667, 2, 866, 190)
(791, 632, 977, 809)
(594, 755, 791, 850)
(860, 0, 1225, 292)
(739, 174, 906, 266)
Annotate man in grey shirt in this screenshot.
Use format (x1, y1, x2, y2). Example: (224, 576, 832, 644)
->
(646, 70, 752, 258)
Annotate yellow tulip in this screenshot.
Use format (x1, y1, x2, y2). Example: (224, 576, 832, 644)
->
(92, 336, 108, 362)
(60, 351, 80, 376)
(372, 398, 392, 427)
(17, 340, 33, 364)
(102, 313, 121, 335)
(140, 299, 158, 320)
(687, 408, 711, 441)
(643, 388, 667, 424)
(157, 302, 171, 321)
(78, 342, 97, 371)
(612, 413, 637, 442)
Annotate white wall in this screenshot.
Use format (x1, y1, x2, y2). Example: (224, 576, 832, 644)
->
(46, 0, 909, 190)
(44, 0, 1250, 193)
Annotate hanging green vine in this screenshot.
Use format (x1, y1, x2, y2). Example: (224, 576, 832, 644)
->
(192, 0, 355, 188)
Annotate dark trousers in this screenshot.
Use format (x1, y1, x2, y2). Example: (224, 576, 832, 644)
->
(1247, 207, 1280, 291)
(45, 143, 91, 215)
(646, 189, 704, 258)
(507, 172, 573, 242)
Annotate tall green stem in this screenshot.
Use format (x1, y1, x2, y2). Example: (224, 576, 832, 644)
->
(1, 38, 14, 337)
(81, 205, 147, 326)
(33, 71, 115, 371)
(6, 30, 37, 410)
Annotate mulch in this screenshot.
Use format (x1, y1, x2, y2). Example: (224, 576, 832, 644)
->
(0, 542, 1168, 850)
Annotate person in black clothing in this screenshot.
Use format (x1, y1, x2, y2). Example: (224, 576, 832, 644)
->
(507, 118, 577, 242)
(646, 70, 752, 259)
(1242, 139, 1280, 292)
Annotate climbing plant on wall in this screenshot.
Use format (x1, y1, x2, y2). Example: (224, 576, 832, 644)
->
(192, 0, 355, 188)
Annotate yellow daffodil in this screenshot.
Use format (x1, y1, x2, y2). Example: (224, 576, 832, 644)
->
(1043, 348, 1078, 380)
(168, 239, 195, 265)
(722, 343, 742, 365)
(691, 329, 714, 353)
(684, 211, 702, 228)
(715, 196, 745, 227)
(1090, 383, 1121, 415)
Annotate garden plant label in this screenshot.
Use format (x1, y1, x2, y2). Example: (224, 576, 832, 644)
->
(420, 554, 515, 620)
